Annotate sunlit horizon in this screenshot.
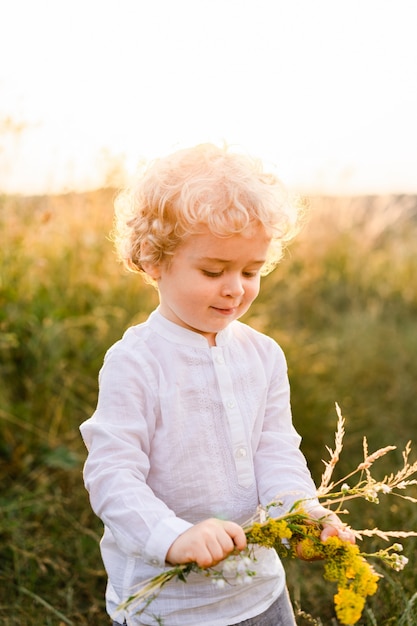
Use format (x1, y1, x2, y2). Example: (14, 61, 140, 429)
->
(1, 0, 416, 196)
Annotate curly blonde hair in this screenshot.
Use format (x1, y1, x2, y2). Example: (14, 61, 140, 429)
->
(112, 143, 302, 282)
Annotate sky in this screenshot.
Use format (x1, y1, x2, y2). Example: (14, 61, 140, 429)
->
(0, 0, 416, 195)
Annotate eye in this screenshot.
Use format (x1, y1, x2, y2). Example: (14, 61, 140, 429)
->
(202, 270, 223, 278)
(242, 270, 260, 278)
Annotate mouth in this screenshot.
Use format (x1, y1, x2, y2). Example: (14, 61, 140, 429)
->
(211, 306, 238, 316)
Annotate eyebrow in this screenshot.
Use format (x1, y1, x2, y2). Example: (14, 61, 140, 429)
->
(197, 257, 266, 265)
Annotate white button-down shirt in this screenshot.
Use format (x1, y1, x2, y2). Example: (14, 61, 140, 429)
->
(80, 309, 317, 625)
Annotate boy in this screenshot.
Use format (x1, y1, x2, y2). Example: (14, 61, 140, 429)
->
(80, 144, 352, 625)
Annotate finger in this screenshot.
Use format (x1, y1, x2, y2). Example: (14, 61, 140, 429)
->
(320, 524, 338, 541)
(336, 526, 356, 543)
(223, 521, 247, 551)
(194, 545, 221, 568)
(207, 536, 234, 564)
(320, 522, 356, 544)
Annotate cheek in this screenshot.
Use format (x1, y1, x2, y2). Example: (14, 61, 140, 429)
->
(246, 280, 261, 300)
(184, 282, 211, 304)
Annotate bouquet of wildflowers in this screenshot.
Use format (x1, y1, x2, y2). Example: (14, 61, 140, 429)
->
(118, 404, 417, 625)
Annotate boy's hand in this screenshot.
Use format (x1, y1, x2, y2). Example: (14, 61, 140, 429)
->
(297, 505, 356, 561)
(318, 511, 356, 544)
(166, 518, 247, 568)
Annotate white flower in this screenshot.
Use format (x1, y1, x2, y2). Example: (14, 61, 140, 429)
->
(364, 488, 379, 503)
(376, 483, 391, 494)
(392, 555, 409, 571)
(220, 555, 255, 584)
(341, 483, 351, 493)
(221, 559, 238, 577)
(236, 557, 253, 575)
(219, 553, 256, 585)
(241, 575, 254, 585)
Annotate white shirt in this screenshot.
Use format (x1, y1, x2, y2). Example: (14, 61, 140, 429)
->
(80, 309, 318, 625)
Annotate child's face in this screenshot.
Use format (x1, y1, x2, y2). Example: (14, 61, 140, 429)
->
(153, 222, 270, 345)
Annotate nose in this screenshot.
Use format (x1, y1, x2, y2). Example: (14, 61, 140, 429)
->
(221, 274, 245, 298)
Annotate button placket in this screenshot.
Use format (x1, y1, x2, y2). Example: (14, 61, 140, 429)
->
(211, 347, 254, 487)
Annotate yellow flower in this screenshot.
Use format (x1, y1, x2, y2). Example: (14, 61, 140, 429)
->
(246, 518, 294, 553)
(323, 559, 341, 583)
(274, 519, 293, 540)
(297, 537, 322, 560)
(350, 560, 379, 597)
(334, 588, 365, 625)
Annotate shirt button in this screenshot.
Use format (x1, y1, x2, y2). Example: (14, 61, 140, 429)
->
(235, 447, 247, 458)
(227, 400, 235, 408)
(216, 355, 224, 364)
(150, 559, 159, 566)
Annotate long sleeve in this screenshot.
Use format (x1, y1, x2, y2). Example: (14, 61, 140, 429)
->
(80, 345, 193, 566)
(252, 346, 318, 512)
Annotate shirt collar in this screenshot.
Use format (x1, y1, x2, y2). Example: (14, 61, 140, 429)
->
(148, 308, 233, 348)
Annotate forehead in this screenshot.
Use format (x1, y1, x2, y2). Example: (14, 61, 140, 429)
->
(178, 224, 271, 261)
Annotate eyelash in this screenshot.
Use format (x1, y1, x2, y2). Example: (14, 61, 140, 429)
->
(202, 270, 258, 278)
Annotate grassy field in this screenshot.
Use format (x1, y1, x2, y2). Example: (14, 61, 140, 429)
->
(1, 189, 417, 625)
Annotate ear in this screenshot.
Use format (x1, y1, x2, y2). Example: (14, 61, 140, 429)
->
(141, 260, 161, 281)
(140, 240, 161, 280)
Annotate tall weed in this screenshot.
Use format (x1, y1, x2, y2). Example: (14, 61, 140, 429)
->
(1, 191, 416, 624)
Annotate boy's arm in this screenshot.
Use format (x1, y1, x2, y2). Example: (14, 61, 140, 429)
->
(253, 348, 318, 511)
(253, 346, 355, 546)
(80, 350, 194, 567)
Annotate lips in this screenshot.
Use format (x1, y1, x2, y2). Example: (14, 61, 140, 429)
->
(212, 306, 238, 315)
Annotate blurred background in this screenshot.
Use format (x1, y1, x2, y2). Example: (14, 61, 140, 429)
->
(1, 0, 417, 196)
(1, 1, 417, 624)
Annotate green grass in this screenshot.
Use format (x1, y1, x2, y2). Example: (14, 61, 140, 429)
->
(1, 190, 416, 625)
